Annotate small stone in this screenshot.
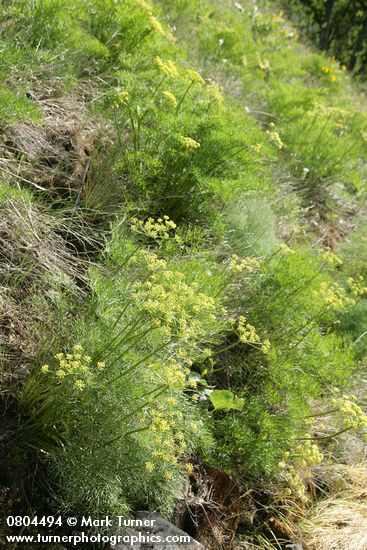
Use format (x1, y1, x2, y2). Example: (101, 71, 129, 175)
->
(106, 513, 206, 550)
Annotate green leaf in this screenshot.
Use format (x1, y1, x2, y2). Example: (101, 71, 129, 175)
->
(209, 389, 245, 411)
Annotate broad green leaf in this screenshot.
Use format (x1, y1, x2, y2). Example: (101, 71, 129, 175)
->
(209, 389, 245, 411)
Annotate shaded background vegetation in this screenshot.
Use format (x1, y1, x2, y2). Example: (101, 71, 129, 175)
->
(280, 0, 367, 75)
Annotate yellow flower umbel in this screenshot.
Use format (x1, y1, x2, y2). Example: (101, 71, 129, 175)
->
(266, 123, 284, 149)
(56, 369, 66, 378)
(74, 380, 85, 391)
(321, 247, 342, 266)
(130, 215, 177, 240)
(40, 344, 106, 392)
(332, 394, 367, 433)
(347, 276, 367, 296)
(142, 399, 195, 478)
(236, 316, 261, 345)
(314, 281, 355, 310)
(162, 90, 177, 108)
(228, 254, 261, 273)
(279, 441, 324, 500)
(149, 16, 175, 42)
(145, 461, 155, 474)
(279, 243, 295, 255)
(185, 69, 205, 85)
(207, 82, 224, 105)
(261, 339, 271, 354)
(179, 136, 201, 150)
(116, 90, 129, 105)
(155, 56, 179, 78)
(132, 246, 218, 346)
(184, 462, 194, 473)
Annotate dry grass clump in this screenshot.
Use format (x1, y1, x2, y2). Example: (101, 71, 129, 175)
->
(0, 195, 86, 283)
(315, 462, 367, 498)
(301, 462, 367, 550)
(0, 193, 90, 380)
(1, 91, 95, 196)
(302, 498, 367, 550)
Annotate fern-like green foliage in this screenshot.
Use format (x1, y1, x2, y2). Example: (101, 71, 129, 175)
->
(2, 0, 367, 525)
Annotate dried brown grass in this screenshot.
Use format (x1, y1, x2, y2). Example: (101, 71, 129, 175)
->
(0, 194, 93, 382)
(0, 91, 97, 196)
(301, 462, 367, 550)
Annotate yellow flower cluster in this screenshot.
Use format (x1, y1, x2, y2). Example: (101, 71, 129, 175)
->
(347, 275, 367, 296)
(183, 462, 194, 473)
(321, 247, 343, 265)
(257, 56, 271, 73)
(145, 461, 155, 473)
(315, 281, 355, 309)
(155, 56, 179, 78)
(266, 124, 284, 149)
(143, 402, 190, 481)
(179, 136, 201, 149)
(321, 65, 337, 82)
(230, 316, 270, 353)
(261, 339, 271, 354)
(295, 441, 324, 469)
(40, 345, 101, 392)
(250, 143, 262, 152)
(177, 348, 193, 366)
(332, 394, 367, 431)
(309, 103, 346, 130)
(112, 89, 129, 109)
(162, 90, 177, 108)
(135, 250, 167, 271)
(185, 69, 205, 85)
(136, 0, 152, 10)
(149, 16, 175, 42)
(279, 243, 296, 255)
(74, 380, 86, 391)
(228, 254, 261, 273)
(148, 361, 186, 390)
(130, 215, 177, 240)
(279, 441, 324, 500)
(236, 316, 260, 345)
(207, 82, 224, 104)
(133, 267, 217, 342)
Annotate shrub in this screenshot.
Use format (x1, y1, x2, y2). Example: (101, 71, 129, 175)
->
(17, 219, 229, 516)
(201, 245, 358, 481)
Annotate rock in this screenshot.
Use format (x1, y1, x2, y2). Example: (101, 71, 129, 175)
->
(106, 512, 206, 549)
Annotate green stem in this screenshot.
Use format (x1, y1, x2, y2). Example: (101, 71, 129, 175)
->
(92, 425, 150, 451)
(176, 81, 194, 114)
(91, 384, 169, 451)
(108, 339, 173, 385)
(295, 425, 355, 441)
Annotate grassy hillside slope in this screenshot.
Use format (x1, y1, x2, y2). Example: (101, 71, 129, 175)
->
(1, 1, 367, 548)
